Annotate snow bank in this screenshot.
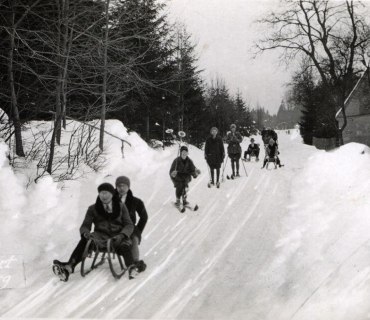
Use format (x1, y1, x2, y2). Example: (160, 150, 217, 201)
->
(272, 142, 370, 319)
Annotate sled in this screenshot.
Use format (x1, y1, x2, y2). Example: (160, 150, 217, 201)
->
(265, 157, 278, 170)
(80, 237, 128, 279)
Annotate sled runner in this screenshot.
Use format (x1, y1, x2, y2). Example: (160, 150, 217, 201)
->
(265, 157, 278, 170)
(80, 236, 131, 280)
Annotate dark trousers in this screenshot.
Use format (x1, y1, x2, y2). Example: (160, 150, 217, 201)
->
(229, 153, 241, 175)
(68, 236, 134, 269)
(175, 181, 188, 199)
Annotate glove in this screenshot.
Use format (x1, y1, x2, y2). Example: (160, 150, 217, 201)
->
(112, 234, 127, 243)
(170, 170, 177, 178)
(83, 232, 91, 239)
(193, 168, 201, 178)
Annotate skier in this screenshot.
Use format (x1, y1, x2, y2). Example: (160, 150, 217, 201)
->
(243, 137, 260, 161)
(115, 176, 148, 273)
(226, 124, 243, 178)
(169, 145, 201, 208)
(52, 183, 139, 281)
(204, 127, 225, 188)
(262, 138, 283, 169)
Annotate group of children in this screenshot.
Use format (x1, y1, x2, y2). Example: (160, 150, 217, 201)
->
(169, 124, 284, 205)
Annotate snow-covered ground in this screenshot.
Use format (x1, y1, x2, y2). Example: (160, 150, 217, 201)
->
(1, 122, 370, 319)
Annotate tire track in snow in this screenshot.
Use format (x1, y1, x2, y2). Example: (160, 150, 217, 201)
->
(152, 173, 270, 319)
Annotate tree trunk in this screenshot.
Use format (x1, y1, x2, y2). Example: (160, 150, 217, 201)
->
(100, 0, 110, 151)
(9, 12, 25, 157)
(47, 115, 60, 174)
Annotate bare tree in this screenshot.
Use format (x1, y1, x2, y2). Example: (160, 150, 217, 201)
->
(5, 0, 42, 156)
(256, 0, 370, 143)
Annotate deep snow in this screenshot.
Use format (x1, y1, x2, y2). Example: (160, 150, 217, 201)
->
(1, 122, 370, 319)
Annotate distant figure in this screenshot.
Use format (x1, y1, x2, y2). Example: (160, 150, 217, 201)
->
(261, 127, 278, 146)
(243, 138, 260, 161)
(205, 127, 225, 188)
(262, 138, 283, 169)
(226, 124, 243, 178)
(170, 146, 201, 207)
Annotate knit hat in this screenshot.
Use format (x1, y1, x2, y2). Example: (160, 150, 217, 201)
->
(97, 182, 115, 195)
(180, 145, 188, 152)
(115, 176, 130, 188)
(230, 124, 236, 129)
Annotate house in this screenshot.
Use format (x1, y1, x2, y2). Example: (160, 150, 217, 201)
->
(336, 68, 370, 146)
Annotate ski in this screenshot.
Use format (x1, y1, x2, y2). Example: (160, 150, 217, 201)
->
(227, 175, 240, 180)
(184, 204, 199, 211)
(173, 202, 186, 213)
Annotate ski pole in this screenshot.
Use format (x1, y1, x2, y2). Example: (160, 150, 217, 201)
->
(240, 157, 248, 177)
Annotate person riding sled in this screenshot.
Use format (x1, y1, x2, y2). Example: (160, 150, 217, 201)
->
(115, 176, 148, 273)
(243, 137, 260, 161)
(262, 138, 283, 169)
(52, 183, 140, 282)
(226, 124, 243, 178)
(205, 127, 225, 187)
(169, 146, 201, 207)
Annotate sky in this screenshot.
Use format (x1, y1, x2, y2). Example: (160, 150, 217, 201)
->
(165, 0, 294, 114)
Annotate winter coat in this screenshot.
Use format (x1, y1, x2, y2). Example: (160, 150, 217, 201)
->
(122, 190, 148, 240)
(262, 130, 278, 145)
(247, 143, 260, 153)
(266, 143, 279, 158)
(205, 135, 225, 169)
(169, 156, 197, 187)
(80, 195, 134, 240)
(226, 131, 243, 155)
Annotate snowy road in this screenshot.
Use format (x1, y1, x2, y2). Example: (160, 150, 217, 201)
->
(1, 130, 370, 319)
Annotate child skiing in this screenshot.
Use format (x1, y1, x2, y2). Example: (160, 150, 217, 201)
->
(205, 127, 225, 188)
(169, 145, 201, 211)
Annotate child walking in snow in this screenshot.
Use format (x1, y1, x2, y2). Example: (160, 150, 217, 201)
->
(169, 146, 201, 207)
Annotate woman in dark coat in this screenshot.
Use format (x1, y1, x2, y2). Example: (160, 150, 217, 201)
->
(205, 127, 225, 187)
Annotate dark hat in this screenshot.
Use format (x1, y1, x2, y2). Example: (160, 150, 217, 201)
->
(180, 145, 188, 152)
(115, 176, 130, 188)
(230, 124, 236, 129)
(97, 183, 115, 195)
(251, 138, 255, 142)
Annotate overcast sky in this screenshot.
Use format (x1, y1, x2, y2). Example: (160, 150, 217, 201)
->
(165, 0, 294, 114)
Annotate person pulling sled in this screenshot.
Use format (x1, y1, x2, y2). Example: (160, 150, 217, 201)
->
(205, 127, 225, 188)
(169, 145, 200, 211)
